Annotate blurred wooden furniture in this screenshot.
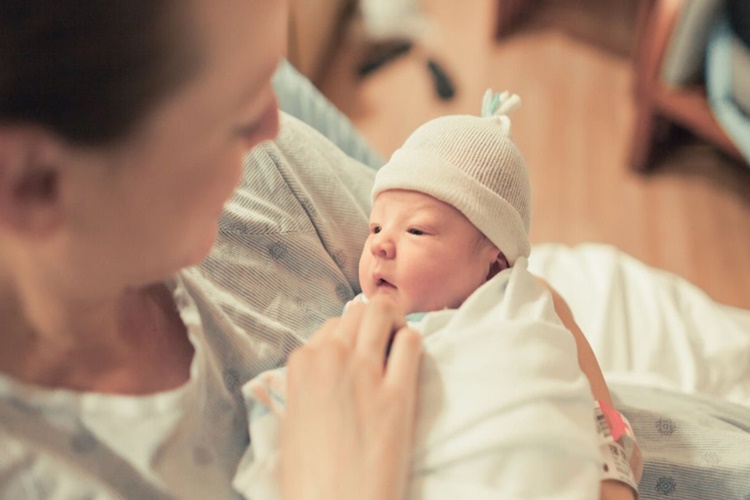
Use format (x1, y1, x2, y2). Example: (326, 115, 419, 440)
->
(495, 0, 538, 38)
(629, 0, 743, 170)
(287, 0, 351, 84)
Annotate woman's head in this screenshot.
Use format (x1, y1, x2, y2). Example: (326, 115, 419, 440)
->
(0, 0, 285, 298)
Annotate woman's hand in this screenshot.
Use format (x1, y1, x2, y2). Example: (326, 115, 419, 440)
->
(281, 296, 423, 500)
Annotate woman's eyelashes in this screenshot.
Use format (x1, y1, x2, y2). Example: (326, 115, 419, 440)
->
(234, 101, 279, 143)
(235, 120, 261, 140)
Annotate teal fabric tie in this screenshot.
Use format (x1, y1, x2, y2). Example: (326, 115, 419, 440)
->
(406, 312, 427, 322)
(481, 88, 521, 118)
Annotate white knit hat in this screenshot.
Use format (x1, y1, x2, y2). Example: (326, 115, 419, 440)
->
(372, 89, 531, 264)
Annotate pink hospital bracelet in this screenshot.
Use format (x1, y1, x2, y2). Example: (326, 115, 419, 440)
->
(595, 400, 643, 497)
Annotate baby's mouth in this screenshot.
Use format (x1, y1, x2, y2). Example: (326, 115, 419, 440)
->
(376, 277, 397, 289)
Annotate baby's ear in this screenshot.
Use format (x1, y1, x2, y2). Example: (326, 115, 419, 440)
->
(486, 250, 509, 280)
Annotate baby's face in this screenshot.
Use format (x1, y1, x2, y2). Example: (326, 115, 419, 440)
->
(359, 190, 500, 314)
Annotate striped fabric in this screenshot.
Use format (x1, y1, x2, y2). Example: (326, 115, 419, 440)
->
(189, 111, 377, 373)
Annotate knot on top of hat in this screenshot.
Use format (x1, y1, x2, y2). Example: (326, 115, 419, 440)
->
(481, 89, 521, 118)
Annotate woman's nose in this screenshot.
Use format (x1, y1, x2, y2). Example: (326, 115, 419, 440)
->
(371, 233, 395, 259)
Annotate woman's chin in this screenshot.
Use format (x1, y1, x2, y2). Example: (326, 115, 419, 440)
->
(161, 226, 220, 280)
(187, 226, 220, 266)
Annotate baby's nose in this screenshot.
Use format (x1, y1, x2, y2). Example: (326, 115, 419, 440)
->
(371, 233, 396, 259)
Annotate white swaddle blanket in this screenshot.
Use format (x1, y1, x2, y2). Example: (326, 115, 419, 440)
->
(232, 258, 601, 499)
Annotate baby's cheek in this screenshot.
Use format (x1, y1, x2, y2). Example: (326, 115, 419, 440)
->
(357, 255, 370, 292)
(406, 278, 443, 312)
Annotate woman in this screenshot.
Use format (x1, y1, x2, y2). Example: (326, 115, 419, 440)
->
(0, 0, 419, 498)
(0, 1, 633, 498)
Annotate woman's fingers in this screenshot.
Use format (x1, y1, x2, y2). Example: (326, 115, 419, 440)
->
(384, 326, 423, 386)
(282, 296, 423, 500)
(354, 296, 406, 363)
(334, 301, 365, 349)
(303, 297, 419, 379)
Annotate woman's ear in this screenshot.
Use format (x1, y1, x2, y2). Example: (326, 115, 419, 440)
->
(486, 249, 509, 281)
(0, 127, 64, 238)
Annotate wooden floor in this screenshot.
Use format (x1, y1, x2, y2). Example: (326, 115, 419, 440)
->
(319, 0, 750, 310)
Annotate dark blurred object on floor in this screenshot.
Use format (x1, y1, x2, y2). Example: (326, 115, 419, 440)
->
(426, 58, 455, 100)
(357, 40, 413, 77)
(353, 0, 456, 102)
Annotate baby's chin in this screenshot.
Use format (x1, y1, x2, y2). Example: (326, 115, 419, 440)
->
(367, 283, 399, 302)
(366, 285, 413, 314)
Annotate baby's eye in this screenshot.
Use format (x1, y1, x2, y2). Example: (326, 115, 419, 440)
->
(407, 228, 424, 236)
(371, 225, 382, 234)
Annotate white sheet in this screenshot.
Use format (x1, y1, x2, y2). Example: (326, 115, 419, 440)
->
(528, 243, 750, 407)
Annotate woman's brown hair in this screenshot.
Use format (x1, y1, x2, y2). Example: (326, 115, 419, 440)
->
(0, 1, 198, 145)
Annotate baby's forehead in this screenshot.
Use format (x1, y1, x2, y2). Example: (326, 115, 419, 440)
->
(372, 189, 449, 213)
